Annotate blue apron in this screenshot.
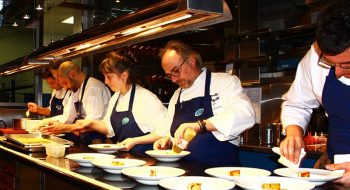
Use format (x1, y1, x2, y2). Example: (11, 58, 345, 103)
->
(170, 70, 240, 166)
(110, 84, 152, 152)
(67, 76, 106, 145)
(50, 90, 68, 117)
(322, 67, 350, 161)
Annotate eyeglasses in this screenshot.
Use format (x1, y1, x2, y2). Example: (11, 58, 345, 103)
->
(317, 52, 350, 70)
(165, 57, 187, 79)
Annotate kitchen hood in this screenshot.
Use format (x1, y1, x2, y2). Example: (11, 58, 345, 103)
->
(28, 0, 232, 62)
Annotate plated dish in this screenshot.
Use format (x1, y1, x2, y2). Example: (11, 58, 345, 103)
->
(274, 168, 344, 186)
(65, 153, 115, 167)
(88, 144, 126, 154)
(145, 150, 190, 162)
(158, 176, 235, 190)
(91, 158, 146, 174)
(205, 167, 271, 181)
(121, 166, 185, 185)
(236, 176, 315, 190)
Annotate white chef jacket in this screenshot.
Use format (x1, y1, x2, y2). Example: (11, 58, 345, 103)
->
(158, 68, 256, 146)
(281, 44, 350, 133)
(105, 85, 167, 138)
(47, 88, 71, 110)
(52, 77, 111, 124)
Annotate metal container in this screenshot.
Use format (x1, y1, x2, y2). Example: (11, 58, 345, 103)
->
(12, 118, 27, 129)
(261, 123, 282, 146)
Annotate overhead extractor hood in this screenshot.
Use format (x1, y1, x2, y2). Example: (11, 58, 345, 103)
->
(30, 0, 232, 62)
(0, 0, 232, 76)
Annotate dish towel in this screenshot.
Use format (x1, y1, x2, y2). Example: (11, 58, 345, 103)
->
(272, 147, 306, 170)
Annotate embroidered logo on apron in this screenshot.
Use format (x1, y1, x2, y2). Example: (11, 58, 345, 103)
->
(121, 117, 130, 125)
(194, 108, 204, 117)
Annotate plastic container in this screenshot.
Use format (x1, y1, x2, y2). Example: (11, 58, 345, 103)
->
(45, 144, 66, 157)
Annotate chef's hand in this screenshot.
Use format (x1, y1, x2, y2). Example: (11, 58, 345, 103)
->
(173, 122, 200, 149)
(39, 121, 66, 135)
(279, 125, 304, 164)
(118, 138, 136, 151)
(153, 136, 171, 150)
(326, 162, 350, 186)
(27, 102, 39, 113)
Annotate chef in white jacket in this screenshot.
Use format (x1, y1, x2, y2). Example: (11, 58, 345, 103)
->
(154, 40, 255, 166)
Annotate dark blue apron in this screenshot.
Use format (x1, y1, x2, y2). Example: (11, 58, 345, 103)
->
(110, 84, 152, 152)
(322, 67, 350, 162)
(170, 70, 240, 166)
(50, 90, 68, 117)
(66, 76, 106, 145)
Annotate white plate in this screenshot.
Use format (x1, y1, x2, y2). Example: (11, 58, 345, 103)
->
(274, 168, 344, 186)
(88, 144, 125, 154)
(205, 167, 271, 181)
(121, 166, 185, 185)
(65, 153, 115, 167)
(158, 176, 235, 190)
(236, 176, 315, 190)
(91, 158, 146, 174)
(145, 150, 190, 162)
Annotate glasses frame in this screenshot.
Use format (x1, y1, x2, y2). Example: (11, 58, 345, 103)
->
(165, 57, 187, 79)
(317, 52, 350, 70)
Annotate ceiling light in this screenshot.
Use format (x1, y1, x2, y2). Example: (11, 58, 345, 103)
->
(12, 22, 18, 27)
(150, 14, 192, 29)
(36, 5, 43, 11)
(116, 0, 120, 3)
(23, 14, 30, 20)
(62, 16, 74, 24)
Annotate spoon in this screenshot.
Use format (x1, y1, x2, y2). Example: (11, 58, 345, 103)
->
(25, 110, 30, 118)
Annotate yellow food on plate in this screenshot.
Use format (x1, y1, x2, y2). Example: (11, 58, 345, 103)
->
(150, 169, 156, 176)
(262, 183, 280, 190)
(83, 156, 94, 160)
(15, 137, 52, 144)
(229, 170, 240, 176)
(111, 161, 124, 166)
(298, 171, 310, 177)
(187, 182, 201, 190)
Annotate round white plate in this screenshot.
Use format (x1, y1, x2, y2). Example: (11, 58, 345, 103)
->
(91, 158, 146, 174)
(236, 176, 315, 190)
(274, 168, 344, 186)
(145, 150, 190, 162)
(158, 176, 235, 190)
(205, 167, 271, 181)
(88, 144, 125, 154)
(65, 153, 115, 167)
(121, 166, 185, 185)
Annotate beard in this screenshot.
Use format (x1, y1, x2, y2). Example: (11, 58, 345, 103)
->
(69, 77, 79, 92)
(176, 78, 194, 89)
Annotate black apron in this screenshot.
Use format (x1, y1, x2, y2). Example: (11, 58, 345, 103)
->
(170, 70, 240, 166)
(110, 84, 152, 152)
(50, 90, 68, 117)
(66, 76, 106, 145)
(322, 67, 350, 162)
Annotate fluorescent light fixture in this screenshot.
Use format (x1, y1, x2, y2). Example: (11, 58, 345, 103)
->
(36, 5, 43, 11)
(121, 26, 147, 36)
(62, 16, 74, 24)
(151, 14, 192, 29)
(28, 59, 50, 65)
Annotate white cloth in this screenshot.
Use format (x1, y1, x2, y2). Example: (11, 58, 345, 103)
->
(158, 68, 256, 146)
(104, 85, 167, 138)
(281, 44, 350, 133)
(47, 88, 71, 110)
(52, 77, 111, 123)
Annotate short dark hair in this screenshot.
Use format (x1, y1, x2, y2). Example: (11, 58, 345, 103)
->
(42, 67, 54, 79)
(99, 50, 136, 84)
(159, 40, 203, 69)
(316, 0, 350, 55)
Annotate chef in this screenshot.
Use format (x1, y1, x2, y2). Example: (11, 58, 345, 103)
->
(279, 0, 350, 172)
(72, 51, 167, 152)
(153, 40, 255, 166)
(40, 61, 111, 145)
(28, 65, 70, 117)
